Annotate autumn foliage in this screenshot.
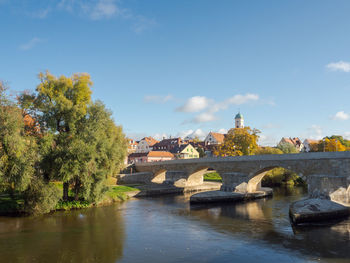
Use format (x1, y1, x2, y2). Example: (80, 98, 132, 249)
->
(214, 127, 260, 156)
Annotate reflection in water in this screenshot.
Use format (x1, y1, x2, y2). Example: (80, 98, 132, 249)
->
(187, 187, 350, 261)
(0, 187, 349, 263)
(0, 205, 125, 263)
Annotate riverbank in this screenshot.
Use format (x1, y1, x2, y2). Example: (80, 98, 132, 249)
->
(0, 184, 140, 216)
(0, 181, 222, 216)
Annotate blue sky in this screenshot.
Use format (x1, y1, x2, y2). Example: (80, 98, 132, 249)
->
(1, 0, 350, 145)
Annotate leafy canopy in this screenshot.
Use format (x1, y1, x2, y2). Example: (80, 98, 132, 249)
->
(214, 127, 260, 156)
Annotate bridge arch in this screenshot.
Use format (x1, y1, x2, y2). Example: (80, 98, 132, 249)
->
(247, 165, 305, 192)
(187, 166, 220, 186)
(151, 169, 167, 184)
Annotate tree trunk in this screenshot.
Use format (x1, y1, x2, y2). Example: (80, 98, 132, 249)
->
(63, 182, 69, 201)
(74, 179, 80, 201)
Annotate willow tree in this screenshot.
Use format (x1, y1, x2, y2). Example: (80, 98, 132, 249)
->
(19, 72, 92, 200)
(71, 101, 127, 202)
(0, 82, 37, 195)
(19, 72, 127, 203)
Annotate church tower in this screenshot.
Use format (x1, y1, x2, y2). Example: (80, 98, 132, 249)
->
(235, 112, 244, 128)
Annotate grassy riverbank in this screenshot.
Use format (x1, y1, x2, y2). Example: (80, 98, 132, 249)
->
(203, 172, 222, 182)
(0, 184, 140, 215)
(54, 184, 140, 211)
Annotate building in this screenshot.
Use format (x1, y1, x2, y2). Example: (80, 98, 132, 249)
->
(127, 138, 138, 153)
(128, 151, 174, 163)
(303, 139, 320, 152)
(278, 137, 304, 152)
(171, 144, 199, 159)
(204, 132, 225, 145)
(135, 137, 159, 153)
(152, 137, 184, 152)
(235, 112, 244, 128)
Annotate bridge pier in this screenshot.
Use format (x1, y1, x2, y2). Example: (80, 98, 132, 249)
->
(165, 171, 191, 187)
(308, 174, 350, 204)
(220, 172, 249, 192)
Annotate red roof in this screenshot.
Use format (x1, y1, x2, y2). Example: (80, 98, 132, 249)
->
(141, 137, 159, 146)
(210, 132, 225, 144)
(147, 151, 174, 158)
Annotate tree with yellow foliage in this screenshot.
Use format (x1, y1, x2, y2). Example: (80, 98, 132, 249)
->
(214, 127, 260, 156)
(317, 138, 346, 152)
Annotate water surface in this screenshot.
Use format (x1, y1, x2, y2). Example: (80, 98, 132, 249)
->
(0, 187, 349, 263)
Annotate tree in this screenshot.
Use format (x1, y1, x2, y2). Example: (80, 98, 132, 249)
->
(196, 147, 206, 158)
(69, 101, 127, 202)
(316, 138, 346, 152)
(277, 142, 299, 154)
(327, 135, 350, 148)
(19, 72, 93, 200)
(19, 72, 127, 203)
(0, 82, 37, 195)
(214, 127, 260, 156)
(254, 147, 283, 155)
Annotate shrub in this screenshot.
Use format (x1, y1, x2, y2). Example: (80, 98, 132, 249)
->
(24, 178, 61, 215)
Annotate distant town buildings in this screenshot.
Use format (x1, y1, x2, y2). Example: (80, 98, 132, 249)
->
(135, 137, 159, 153)
(127, 111, 248, 163)
(128, 151, 174, 163)
(303, 139, 320, 152)
(153, 138, 183, 152)
(278, 137, 304, 152)
(127, 138, 138, 153)
(171, 144, 199, 159)
(127, 111, 328, 164)
(204, 132, 225, 146)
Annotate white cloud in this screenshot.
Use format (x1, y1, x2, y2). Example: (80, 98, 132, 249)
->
(258, 134, 279, 147)
(179, 93, 260, 124)
(177, 129, 206, 140)
(88, 0, 121, 20)
(176, 96, 210, 113)
(326, 61, 350, 72)
(144, 95, 173, 103)
(19, 37, 44, 51)
(58, 0, 130, 20)
(193, 112, 217, 123)
(332, 111, 349, 121)
(227, 94, 259, 105)
(153, 133, 168, 141)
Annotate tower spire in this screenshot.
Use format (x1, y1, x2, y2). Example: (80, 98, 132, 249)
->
(234, 111, 244, 128)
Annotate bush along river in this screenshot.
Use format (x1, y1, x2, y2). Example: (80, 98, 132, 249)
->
(0, 186, 349, 263)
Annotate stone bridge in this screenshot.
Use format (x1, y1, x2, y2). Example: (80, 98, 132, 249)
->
(129, 152, 350, 201)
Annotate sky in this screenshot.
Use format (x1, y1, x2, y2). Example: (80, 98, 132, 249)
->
(1, 0, 350, 145)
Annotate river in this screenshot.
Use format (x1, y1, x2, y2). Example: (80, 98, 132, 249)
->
(0, 187, 349, 263)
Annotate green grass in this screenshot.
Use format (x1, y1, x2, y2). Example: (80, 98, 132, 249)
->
(104, 185, 140, 202)
(203, 172, 222, 182)
(55, 200, 91, 210)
